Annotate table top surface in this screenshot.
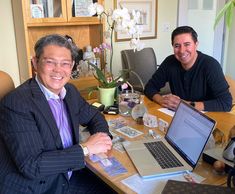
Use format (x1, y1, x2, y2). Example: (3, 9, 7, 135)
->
(85, 96, 235, 194)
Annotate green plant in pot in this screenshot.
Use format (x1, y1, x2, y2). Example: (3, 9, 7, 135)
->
(88, 3, 144, 107)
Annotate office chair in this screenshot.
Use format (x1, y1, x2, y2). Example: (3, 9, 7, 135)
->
(121, 48, 171, 94)
(0, 71, 15, 100)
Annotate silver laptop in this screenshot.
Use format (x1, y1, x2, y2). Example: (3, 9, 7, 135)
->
(123, 101, 216, 178)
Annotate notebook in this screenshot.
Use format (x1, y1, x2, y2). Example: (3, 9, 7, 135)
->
(162, 180, 235, 194)
(123, 101, 216, 178)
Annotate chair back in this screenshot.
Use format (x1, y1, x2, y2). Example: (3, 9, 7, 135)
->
(121, 47, 157, 92)
(121, 48, 171, 94)
(0, 71, 15, 100)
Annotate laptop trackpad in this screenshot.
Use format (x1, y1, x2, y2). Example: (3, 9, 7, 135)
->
(127, 146, 161, 175)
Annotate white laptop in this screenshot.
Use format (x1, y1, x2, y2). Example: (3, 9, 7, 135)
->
(123, 101, 216, 178)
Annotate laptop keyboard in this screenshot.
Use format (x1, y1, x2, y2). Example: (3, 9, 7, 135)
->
(144, 141, 183, 169)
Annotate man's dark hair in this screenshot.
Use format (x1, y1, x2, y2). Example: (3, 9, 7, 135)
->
(171, 26, 198, 45)
(34, 34, 78, 60)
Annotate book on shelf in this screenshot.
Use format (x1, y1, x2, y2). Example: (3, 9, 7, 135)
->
(74, 0, 93, 17)
(31, 4, 44, 18)
(31, 0, 57, 18)
(47, 0, 54, 17)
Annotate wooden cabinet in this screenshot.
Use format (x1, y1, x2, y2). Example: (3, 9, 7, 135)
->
(69, 76, 98, 99)
(12, 0, 103, 90)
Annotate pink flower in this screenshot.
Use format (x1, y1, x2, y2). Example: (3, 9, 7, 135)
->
(93, 47, 101, 54)
(121, 83, 129, 90)
(101, 43, 111, 50)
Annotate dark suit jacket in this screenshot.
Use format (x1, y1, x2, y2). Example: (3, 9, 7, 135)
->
(0, 78, 110, 194)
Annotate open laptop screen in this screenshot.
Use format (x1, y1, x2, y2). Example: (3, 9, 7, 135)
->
(165, 101, 216, 167)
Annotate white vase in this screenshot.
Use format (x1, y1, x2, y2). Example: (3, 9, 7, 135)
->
(98, 87, 116, 107)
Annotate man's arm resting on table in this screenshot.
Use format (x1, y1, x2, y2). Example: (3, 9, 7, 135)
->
(152, 93, 205, 111)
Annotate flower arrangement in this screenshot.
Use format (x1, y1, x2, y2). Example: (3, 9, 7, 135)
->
(88, 2, 144, 88)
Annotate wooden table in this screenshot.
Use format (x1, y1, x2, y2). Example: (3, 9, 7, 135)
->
(86, 96, 235, 194)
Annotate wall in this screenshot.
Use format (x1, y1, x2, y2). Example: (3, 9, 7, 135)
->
(224, 13, 235, 79)
(0, 0, 20, 86)
(104, 0, 178, 76)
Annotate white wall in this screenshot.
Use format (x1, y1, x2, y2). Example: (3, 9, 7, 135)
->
(224, 13, 235, 79)
(0, 0, 20, 86)
(104, 0, 178, 76)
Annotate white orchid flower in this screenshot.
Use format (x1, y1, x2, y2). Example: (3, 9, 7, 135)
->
(88, 3, 145, 88)
(125, 20, 137, 35)
(132, 10, 141, 23)
(112, 7, 130, 23)
(130, 38, 145, 51)
(88, 3, 104, 16)
(121, 7, 130, 20)
(136, 25, 144, 34)
(114, 22, 124, 32)
(96, 4, 104, 15)
(114, 19, 127, 32)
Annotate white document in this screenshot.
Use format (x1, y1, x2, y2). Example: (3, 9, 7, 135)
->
(121, 172, 205, 194)
(158, 108, 175, 117)
(158, 108, 205, 117)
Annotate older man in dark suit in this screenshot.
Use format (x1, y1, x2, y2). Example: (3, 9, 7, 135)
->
(0, 34, 116, 194)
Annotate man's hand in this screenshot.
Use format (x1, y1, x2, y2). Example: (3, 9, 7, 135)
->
(153, 94, 181, 111)
(82, 132, 112, 155)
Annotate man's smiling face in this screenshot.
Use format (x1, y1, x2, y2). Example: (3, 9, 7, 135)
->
(173, 33, 198, 70)
(33, 45, 74, 94)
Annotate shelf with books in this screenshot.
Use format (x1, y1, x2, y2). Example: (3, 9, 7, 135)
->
(12, 0, 104, 82)
(27, 0, 67, 23)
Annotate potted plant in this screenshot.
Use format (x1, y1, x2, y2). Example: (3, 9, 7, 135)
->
(87, 3, 144, 107)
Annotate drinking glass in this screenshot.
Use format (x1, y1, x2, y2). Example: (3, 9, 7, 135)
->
(118, 90, 141, 116)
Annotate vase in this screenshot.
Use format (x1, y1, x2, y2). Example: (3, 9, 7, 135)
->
(98, 87, 116, 107)
(118, 90, 141, 116)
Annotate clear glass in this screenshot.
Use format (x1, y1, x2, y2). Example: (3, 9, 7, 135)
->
(119, 90, 141, 116)
(30, 0, 62, 18)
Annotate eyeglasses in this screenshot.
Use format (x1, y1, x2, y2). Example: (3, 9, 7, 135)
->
(41, 58, 73, 70)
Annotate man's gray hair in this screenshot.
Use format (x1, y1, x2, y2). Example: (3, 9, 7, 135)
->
(34, 34, 78, 60)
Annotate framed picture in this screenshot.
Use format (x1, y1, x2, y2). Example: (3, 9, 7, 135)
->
(115, 0, 157, 41)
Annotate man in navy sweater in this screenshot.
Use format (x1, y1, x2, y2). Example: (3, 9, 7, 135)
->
(144, 26, 232, 112)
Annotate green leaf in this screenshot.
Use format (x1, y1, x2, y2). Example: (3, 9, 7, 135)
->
(88, 62, 108, 85)
(226, 2, 234, 28)
(214, 1, 233, 29)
